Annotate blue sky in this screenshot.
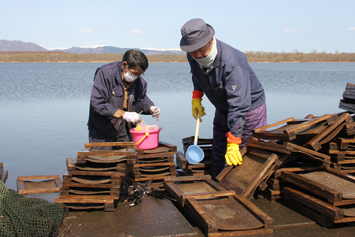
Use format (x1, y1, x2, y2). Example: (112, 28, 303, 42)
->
(1, 0, 354, 53)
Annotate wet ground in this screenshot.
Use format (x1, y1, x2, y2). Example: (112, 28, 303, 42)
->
(28, 192, 355, 237)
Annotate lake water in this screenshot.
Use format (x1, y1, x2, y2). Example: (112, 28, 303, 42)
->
(1, 62, 354, 190)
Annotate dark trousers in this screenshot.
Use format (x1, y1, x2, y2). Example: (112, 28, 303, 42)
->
(211, 102, 267, 179)
(88, 120, 131, 150)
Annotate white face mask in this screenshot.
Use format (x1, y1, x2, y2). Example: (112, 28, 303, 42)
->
(194, 37, 218, 68)
(123, 66, 139, 82)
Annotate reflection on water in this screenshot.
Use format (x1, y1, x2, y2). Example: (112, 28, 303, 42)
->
(0, 62, 354, 190)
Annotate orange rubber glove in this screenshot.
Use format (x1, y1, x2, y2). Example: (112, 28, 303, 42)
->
(225, 132, 243, 166)
(192, 90, 206, 122)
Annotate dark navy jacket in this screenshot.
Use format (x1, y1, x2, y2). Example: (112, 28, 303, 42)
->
(187, 39, 265, 138)
(87, 61, 154, 140)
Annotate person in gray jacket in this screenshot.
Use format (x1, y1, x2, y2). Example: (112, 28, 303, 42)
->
(87, 50, 160, 150)
(180, 18, 267, 179)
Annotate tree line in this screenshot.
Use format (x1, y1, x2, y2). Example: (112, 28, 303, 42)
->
(0, 51, 355, 63)
(0, 51, 188, 63)
(244, 51, 355, 63)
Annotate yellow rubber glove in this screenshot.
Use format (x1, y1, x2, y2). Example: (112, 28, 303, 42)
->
(225, 142, 243, 166)
(225, 132, 243, 166)
(191, 98, 206, 122)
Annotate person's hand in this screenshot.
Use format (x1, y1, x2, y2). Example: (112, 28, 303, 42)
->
(150, 106, 160, 121)
(123, 112, 142, 124)
(225, 132, 242, 166)
(192, 98, 206, 122)
(225, 142, 243, 166)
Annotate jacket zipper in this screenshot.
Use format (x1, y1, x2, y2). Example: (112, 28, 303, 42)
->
(127, 88, 135, 112)
(115, 82, 133, 140)
(126, 88, 135, 132)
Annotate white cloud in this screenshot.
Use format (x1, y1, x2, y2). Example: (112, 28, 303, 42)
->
(243, 34, 252, 38)
(100, 23, 111, 27)
(77, 29, 93, 33)
(46, 33, 55, 35)
(90, 23, 96, 27)
(129, 29, 144, 35)
(282, 28, 297, 33)
(348, 26, 355, 31)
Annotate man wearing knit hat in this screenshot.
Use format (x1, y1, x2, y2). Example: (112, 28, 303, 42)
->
(180, 18, 267, 179)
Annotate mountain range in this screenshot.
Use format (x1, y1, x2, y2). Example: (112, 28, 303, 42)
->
(0, 40, 182, 55)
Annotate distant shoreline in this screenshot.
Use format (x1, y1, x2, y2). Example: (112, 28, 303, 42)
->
(1, 51, 354, 63)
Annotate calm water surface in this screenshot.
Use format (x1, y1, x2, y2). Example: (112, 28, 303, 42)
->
(0, 62, 354, 190)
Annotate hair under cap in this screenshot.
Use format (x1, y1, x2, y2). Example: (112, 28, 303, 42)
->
(180, 18, 215, 52)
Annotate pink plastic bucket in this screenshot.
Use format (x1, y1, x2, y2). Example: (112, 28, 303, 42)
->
(129, 127, 162, 149)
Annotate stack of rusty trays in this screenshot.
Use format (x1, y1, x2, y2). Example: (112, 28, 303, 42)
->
(252, 114, 335, 143)
(177, 137, 212, 176)
(125, 142, 177, 189)
(262, 165, 322, 201)
(339, 83, 355, 113)
(280, 167, 355, 227)
(0, 162, 8, 184)
(329, 137, 355, 171)
(301, 113, 355, 151)
(54, 142, 135, 211)
(250, 114, 342, 167)
(164, 175, 273, 236)
(247, 137, 331, 168)
(245, 113, 355, 200)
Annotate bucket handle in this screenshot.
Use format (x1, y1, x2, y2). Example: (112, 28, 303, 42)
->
(134, 132, 149, 146)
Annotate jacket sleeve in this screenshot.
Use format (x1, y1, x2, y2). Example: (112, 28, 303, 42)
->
(192, 74, 203, 92)
(225, 65, 251, 138)
(90, 68, 118, 117)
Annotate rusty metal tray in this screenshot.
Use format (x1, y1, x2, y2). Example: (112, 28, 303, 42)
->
(185, 194, 273, 236)
(299, 171, 355, 199)
(164, 175, 234, 207)
(342, 205, 355, 217)
(216, 148, 279, 199)
(280, 167, 355, 205)
(17, 175, 62, 194)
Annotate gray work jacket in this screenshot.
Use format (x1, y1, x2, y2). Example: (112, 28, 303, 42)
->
(187, 39, 265, 138)
(87, 61, 154, 140)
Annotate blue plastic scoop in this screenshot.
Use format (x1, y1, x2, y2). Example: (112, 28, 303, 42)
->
(185, 115, 205, 164)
